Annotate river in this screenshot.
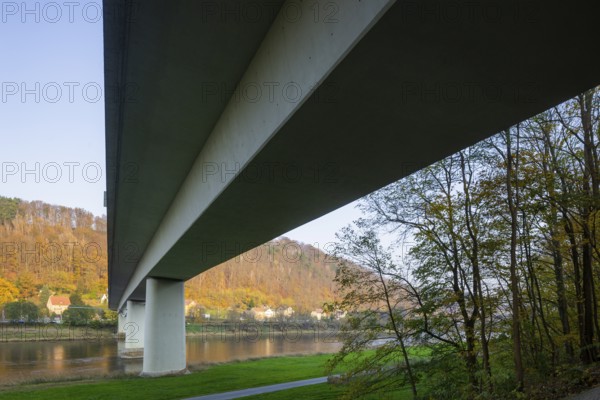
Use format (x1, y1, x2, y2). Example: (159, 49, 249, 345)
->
(0, 326, 341, 384)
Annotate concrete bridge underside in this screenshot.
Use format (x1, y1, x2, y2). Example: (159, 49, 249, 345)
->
(104, 0, 600, 375)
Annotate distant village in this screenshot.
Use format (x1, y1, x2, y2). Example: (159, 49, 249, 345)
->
(184, 300, 347, 322)
(2, 291, 347, 324)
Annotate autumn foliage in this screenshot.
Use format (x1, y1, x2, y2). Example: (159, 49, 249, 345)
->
(0, 197, 338, 314)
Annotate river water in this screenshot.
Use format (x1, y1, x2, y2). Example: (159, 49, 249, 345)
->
(0, 326, 341, 384)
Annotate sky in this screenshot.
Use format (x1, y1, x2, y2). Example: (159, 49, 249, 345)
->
(0, 2, 106, 219)
(0, 1, 365, 247)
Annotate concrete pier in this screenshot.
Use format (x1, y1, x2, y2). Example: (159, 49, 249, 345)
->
(141, 278, 187, 377)
(121, 300, 145, 358)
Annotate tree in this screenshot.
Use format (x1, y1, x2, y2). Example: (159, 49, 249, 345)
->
(4, 301, 39, 322)
(558, 90, 599, 363)
(327, 227, 418, 400)
(490, 128, 525, 391)
(16, 272, 38, 299)
(103, 309, 118, 324)
(358, 149, 501, 398)
(0, 277, 19, 305)
(0, 196, 19, 224)
(63, 293, 95, 325)
(39, 285, 51, 309)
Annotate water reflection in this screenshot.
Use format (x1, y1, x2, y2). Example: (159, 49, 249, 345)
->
(0, 335, 340, 384)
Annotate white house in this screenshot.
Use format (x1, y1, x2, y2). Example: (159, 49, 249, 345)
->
(278, 306, 294, 318)
(251, 306, 275, 321)
(311, 308, 325, 321)
(184, 300, 197, 317)
(47, 296, 70, 315)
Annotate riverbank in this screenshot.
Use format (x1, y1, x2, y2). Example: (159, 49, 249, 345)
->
(0, 323, 114, 342)
(0, 353, 344, 400)
(185, 321, 341, 341)
(0, 321, 342, 342)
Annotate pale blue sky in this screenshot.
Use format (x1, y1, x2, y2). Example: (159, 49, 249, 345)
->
(0, 1, 106, 219)
(0, 2, 362, 246)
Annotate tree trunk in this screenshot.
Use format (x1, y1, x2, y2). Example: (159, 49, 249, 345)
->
(579, 91, 597, 363)
(459, 152, 492, 383)
(505, 129, 525, 391)
(541, 123, 576, 360)
(378, 265, 418, 399)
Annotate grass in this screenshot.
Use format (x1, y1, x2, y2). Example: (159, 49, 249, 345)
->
(0, 354, 336, 400)
(0, 346, 433, 400)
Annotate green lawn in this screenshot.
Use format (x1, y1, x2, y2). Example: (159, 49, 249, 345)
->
(0, 354, 334, 400)
(0, 347, 431, 400)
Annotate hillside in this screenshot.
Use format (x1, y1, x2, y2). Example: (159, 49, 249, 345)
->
(186, 237, 338, 314)
(0, 196, 108, 300)
(0, 196, 338, 313)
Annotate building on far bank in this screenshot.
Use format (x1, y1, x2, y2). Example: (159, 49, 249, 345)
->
(184, 300, 197, 317)
(311, 308, 325, 320)
(250, 306, 274, 321)
(334, 310, 347, 320)
(47, 296, 70, 315)
(277, 306, 294, 318)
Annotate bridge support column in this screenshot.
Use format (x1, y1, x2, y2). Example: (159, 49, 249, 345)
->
(141, 277, 187, 377)
(121, 300, 145, 358)
(117, 309, 126, 338)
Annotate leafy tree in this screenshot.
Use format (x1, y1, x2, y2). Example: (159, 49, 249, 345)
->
(4, 301, 39, 322)
(63, 293, 95, 325)
(247, 298, 255, 309)
(0, 196, 19, 224)
(227, 308, 241, 322)
(69, 292, 85, 306)
(16, 272, 38, 299)
(0, 277, 19, 305)
(38, 285, 51, 308)
(327, 227, 418, 399)
(102, 309, 118, 324)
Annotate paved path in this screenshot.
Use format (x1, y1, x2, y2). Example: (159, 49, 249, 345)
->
(182, 377, 329, 400)
(567, 386, 600, 400)
(183, 378, 600, 400)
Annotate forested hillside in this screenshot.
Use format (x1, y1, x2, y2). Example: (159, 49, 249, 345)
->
(0, 198, 337, 313)
(186, 237, 337, 313)
(0, 198, 107, 300)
